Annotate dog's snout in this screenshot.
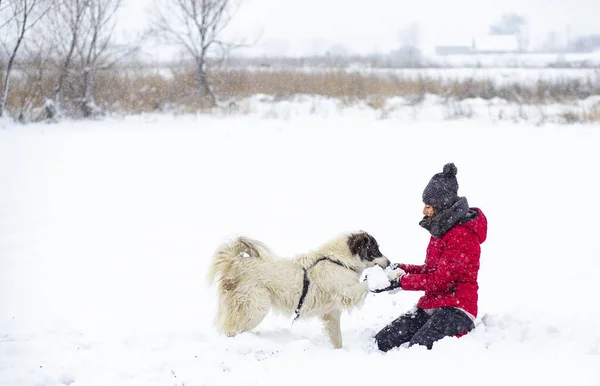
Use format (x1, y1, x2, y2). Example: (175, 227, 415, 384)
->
(379, 256, 391, 268)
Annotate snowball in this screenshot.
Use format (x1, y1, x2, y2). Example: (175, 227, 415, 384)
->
(363, 266, 391, 291)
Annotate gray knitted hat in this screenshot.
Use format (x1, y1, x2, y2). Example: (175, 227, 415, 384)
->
(422, 163, 459, 209)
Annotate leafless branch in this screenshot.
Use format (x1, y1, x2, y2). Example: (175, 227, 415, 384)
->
(151, 0, 249, 106)
(1, 0, 52, 117)
(47, 0, 92, 107)
(41, 0, 137, 118)
(0, 0, 13, 30)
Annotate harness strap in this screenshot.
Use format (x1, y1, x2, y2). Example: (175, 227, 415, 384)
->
(294, 270, 311, 320)
(293, 257, 359, 321)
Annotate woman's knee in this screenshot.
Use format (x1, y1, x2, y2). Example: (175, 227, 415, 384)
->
(374, 311, 429, 352)
(408, 333, 435, 350)
(374, 328, 398, 352)
(408, 308, 474, 349)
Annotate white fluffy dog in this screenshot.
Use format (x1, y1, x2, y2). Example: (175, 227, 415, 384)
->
(207, 231, 391, 348)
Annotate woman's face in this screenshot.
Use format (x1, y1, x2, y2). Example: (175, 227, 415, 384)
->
(423, 205, 436, 218)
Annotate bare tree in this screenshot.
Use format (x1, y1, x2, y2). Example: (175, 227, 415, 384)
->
(14, 36, 56, 122)
(541, 31, 563, 53)
(489, 12, 529, 52)
(0, 0, 50, 118)
(0, 0, 11, 116)
(153, 0, 244, 107)
(45, 0, 91, 116)
(0, 0, 13, 30)
(43, 0, 141, 118)
(399, 22, 421, 49)
(393, 23, 422, 67)
(73, 0, 124, 117)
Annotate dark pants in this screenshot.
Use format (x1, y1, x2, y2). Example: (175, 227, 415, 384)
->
(375, 307, 475, 351)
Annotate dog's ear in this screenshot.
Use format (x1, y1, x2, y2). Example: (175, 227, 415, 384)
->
(347, 231, 370, 258)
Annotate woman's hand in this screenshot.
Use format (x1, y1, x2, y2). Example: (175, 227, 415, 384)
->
(386, 264, 406, 280)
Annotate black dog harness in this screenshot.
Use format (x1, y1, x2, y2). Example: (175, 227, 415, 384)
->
(293, 257, 361, 321)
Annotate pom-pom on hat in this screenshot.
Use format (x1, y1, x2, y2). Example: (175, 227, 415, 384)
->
(422, 163, 460, 209)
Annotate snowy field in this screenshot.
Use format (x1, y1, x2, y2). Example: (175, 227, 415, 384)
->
(1, 111, 600, 386)
(351, 67, 600, 85)
(427, 52, 600, 69)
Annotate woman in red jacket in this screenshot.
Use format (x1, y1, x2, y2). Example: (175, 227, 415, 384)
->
(373, 163, 488, 351)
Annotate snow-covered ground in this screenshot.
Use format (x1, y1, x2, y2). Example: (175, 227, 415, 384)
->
(221, 94, 600, 125)
(427, 52, 600, 68)
(1, 111, 600, 386)
(353, 67, 600, 85)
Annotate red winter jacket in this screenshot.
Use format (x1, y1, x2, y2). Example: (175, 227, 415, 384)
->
(399, 208, 487, 318)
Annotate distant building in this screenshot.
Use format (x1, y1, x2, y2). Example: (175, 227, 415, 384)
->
(472, 35, 519, 54)
(435, 35, 520, 56)
(435, 45, 472, 55)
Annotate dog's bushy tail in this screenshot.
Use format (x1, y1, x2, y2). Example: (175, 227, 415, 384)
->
(207, 236, 275, 285)
(207, 236, 276, 336)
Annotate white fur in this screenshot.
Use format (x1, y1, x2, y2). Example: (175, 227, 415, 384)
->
(207, 232, 390, 349)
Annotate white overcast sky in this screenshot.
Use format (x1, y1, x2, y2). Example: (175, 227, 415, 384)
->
(119, 0, 600, 57)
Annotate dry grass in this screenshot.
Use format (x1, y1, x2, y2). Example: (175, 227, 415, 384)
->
(209, 70, 435, 102)
(94, 70, 199, 114)
(559, 104, 600, 124)
(5, 67, 56, 121)
(3, 64, 600, 121)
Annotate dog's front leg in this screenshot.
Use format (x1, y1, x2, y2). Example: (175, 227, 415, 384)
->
(341, 281, 369, 305)
(321, 309, 343, 349)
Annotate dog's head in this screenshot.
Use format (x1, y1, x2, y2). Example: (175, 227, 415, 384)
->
(347, 231, 390, 269)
